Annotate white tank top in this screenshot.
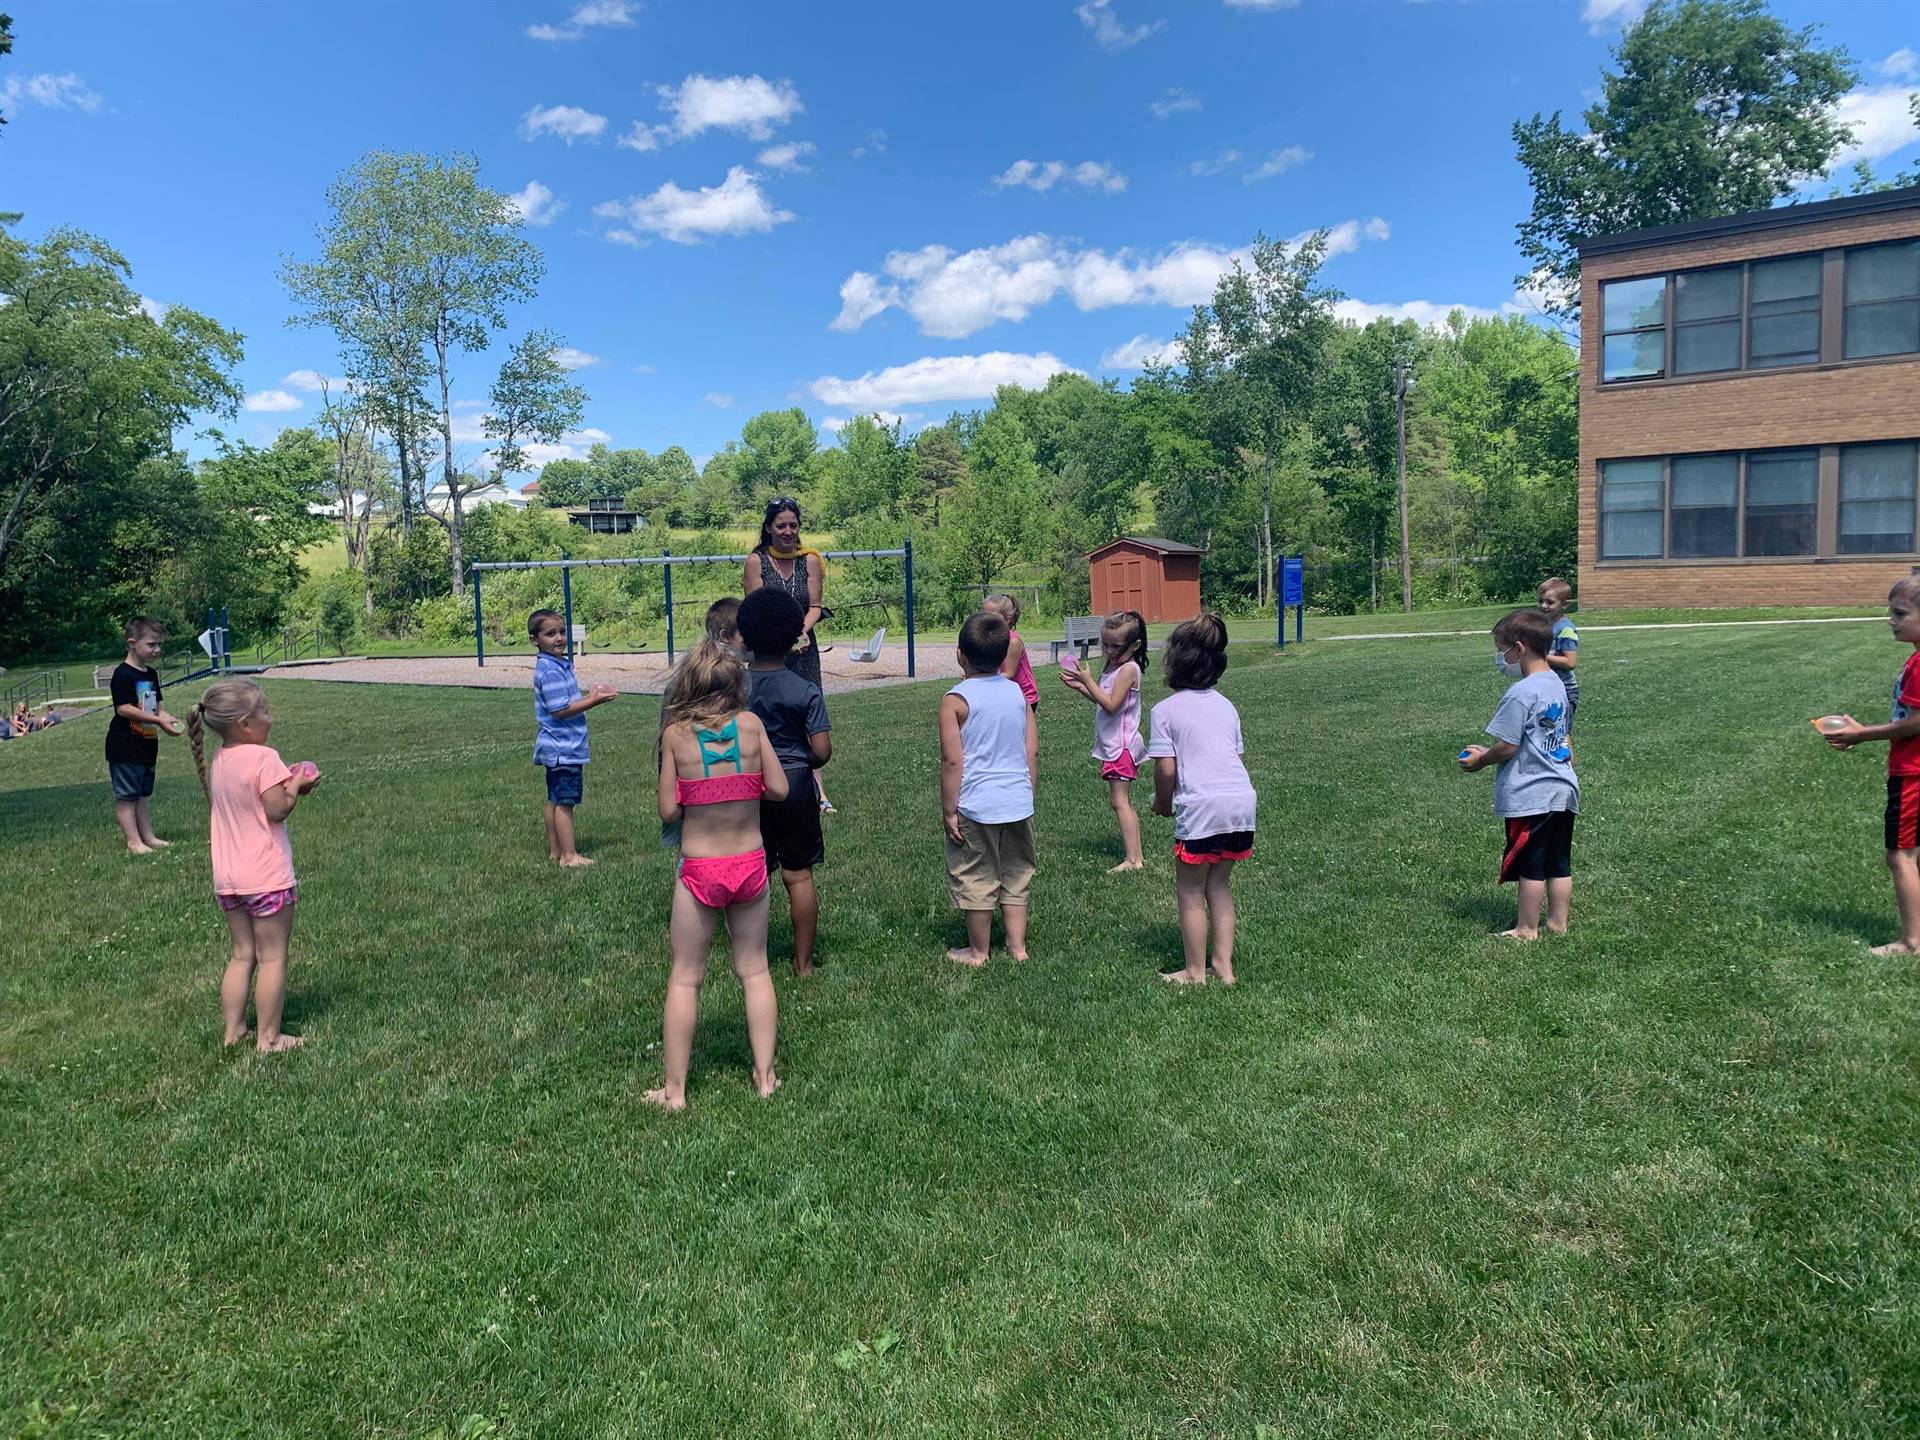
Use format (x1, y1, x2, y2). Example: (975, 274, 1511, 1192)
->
(949, 675, 1034, 824)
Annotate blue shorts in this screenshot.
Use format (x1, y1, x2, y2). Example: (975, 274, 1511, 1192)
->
(110, 762, 156, 800)
(546, 765, 584, 806)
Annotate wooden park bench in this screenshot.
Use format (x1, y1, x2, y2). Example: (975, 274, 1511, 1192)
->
(1051, 615, 1104, 664)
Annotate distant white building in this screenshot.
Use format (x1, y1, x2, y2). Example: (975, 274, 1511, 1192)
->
(423, 481, 528, 516)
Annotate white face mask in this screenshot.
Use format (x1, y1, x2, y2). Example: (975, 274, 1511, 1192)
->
(1494, 644, 1524, 679)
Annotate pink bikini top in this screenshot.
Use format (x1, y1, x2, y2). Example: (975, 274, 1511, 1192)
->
(675, 771, 765, 806)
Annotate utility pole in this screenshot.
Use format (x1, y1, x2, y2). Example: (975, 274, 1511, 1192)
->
(1392, 355, 1414, 614)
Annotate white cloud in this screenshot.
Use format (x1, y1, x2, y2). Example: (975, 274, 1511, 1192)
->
(138, 297, 170, 323)
(569, 426, 613, 443)
(1581, 0, 1649, 34)
(1503, 268, 1575, 318)
(1151, 87, 1201, 120)
(1077, 0, 1164, 50)
(820, 410, 913, 436)
(550, 347, 600, 369)
(595, 167, 794, 245)
(1244, 145, 1311, 184)
(851, 129, 888, 159)
(1831, 85, 1920, 171)
(994, 159, 1128, 194)
(617, 122, 663, 152)
(818, 416, 848, 435)
(758, 141, 816, 171)
(632, 363, 658, 375)
(810, 352, 1077, 409)
(659, 74, 803, 141)
(0, 72, 105, 113)
(831, 221, 1387, 338)
(521, 103, 608, 144)
(526, 0, 636, 41)
(243, 389, 303, 413)
(281, 369, 352, 394)
(705, 392, 735, 408)
(1188, 149, 1240, 177)
(1333, 298, 1491, 328)
(1099, 334, 1179, 370)
(508, 179, 566, 226)
(1876, 48, 1920, 82)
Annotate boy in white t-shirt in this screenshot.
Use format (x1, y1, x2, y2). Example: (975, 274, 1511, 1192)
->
(1148, 613, 1257, 986)
(939, 611, 1039, 967)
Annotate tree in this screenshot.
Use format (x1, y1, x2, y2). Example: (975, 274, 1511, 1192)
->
(1316, 319, 1422, 610)
(0, 225, 242, 579)
(194, 430, 337, 636)
(1179, 231, 1336, 605)
(910, 424, 968, 524)
(939, 408, 1047, 598)
(826, 414, 907, 523)
(313, 380, 389, 603)
(1514, 0, 1857, 318)
(283, 151, 544, 587)
(736, 408, 818, 507)
(478, 330, 587, 504)
(0, 14, 12, 134)
(534, 457, 596, 507)
(1846, 97, 1920, 193)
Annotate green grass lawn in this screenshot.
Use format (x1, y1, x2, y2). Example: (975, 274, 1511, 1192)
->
(4, 620, 1918, 1437)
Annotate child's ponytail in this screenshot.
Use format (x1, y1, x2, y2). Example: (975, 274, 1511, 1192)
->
(187, 679, 268, 799)
(188, 703, 211, 798)
(1105, 610, 1150, 674)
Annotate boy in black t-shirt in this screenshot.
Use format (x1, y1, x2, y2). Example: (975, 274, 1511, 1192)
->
(106, 616, 183, 853)
(739, 588, 831, 977)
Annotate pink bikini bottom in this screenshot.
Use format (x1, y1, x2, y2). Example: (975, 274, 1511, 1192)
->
(678, 850, 770, 910)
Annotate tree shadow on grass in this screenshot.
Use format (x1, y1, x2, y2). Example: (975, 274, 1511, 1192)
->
(0, 783, 117, 844)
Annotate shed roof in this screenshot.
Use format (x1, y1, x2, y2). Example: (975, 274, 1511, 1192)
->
(1088, 536, 1208, 558)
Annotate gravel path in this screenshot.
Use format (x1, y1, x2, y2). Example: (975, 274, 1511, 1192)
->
(262, 642, 1011, 697)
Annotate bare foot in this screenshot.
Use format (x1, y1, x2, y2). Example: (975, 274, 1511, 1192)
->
(792, 959, 816, 978)
(947, 947, 987, 968)
(643, 1086, 687, 1111)
(753, 1069, 781, 1098)
(144, 837, 172, 848)
(256, 1034, 305, 1053)
(1497, 928, 1538, 942)
(1210, 965, 1237, 987)
(1107, 860, 1144, 874)
(1870, 940, 1918, 956)
(1007, 949, 1029, 963)
(223, 1028, 254, 1048)
(558, 854, 596, 868)
(126, 842, 156, 856)
(1160, 968, 1206, 985)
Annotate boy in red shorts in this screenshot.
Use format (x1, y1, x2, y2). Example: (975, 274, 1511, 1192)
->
(1823, 575, 1920, 954)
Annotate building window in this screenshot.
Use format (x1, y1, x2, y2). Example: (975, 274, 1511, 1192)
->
(1599, 458, 1665, 558)
(1743, 449, 1818, 555)
(1669, 454, 1739, 557)
(1672, 267, 1742, 375)
(1839, 442, 1919, 555)
(1746, 256, 1822, 369)
(1601, 277, 1667, 382)
(1844, 240, 1920, 360)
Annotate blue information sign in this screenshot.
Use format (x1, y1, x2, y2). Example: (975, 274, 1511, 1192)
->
(1281, 556, 1304, 607)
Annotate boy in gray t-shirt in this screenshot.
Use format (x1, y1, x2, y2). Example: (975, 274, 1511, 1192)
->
(1458, 607, 1579, 941)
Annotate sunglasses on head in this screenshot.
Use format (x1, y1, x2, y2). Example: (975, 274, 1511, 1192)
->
(769, 496, 800, 511)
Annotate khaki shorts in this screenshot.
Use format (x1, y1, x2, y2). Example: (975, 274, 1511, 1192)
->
(945, 815, 1036, 910)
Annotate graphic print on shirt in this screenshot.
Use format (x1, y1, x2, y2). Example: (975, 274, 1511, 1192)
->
(132, 679, 158, 739)
(1537, 699, 1571, 763)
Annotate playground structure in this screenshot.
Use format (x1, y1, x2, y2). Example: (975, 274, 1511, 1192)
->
(468, 541, 919, 678)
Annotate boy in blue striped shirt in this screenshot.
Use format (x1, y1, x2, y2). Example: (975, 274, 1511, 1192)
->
(530, 609, 617, 867)
(1537, 577, 1579, 728)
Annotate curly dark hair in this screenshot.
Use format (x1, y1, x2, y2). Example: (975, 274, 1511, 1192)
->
(737, 587, 805, 659)
(1162, 612, 1228, 691)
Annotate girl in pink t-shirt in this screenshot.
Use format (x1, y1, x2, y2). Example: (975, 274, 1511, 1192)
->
(1146, 614, 1256, 986)
(188, 680, 322, 1053)
(1058, 610, 1148, 873)
(984, 594, 1040, 713)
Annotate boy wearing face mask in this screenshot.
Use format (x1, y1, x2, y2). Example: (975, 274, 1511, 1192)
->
(1457, 607, 1578, 940)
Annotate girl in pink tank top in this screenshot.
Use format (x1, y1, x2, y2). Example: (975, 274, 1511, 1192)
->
(985, 594, 1040, 710)
(1057, 610, 1148, 872)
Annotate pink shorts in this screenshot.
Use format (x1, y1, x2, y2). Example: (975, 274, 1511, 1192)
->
(1100, 752, 1139, 783)
(218, 887, 298, 918)
(678, 850, 770, 910)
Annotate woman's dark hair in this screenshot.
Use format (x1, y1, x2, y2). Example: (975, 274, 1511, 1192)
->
(757, 496, 802, 553)
(1103, 610, 1149, 675)
(737, 587, 805, 659)
(1162, 612, 1228, 691)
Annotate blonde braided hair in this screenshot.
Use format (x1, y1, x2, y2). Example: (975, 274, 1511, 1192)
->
(187, 679, 266, 797)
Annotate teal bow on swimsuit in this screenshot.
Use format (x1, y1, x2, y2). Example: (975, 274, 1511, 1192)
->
(695, 718, 741, 775)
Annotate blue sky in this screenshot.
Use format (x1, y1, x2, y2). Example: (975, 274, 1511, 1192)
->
(4, 0, 1916, 474)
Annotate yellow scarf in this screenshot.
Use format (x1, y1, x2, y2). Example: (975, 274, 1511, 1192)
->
(765, 544, 826, 582)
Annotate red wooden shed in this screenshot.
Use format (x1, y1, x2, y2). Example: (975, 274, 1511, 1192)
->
(1087, 537, 1207, 624)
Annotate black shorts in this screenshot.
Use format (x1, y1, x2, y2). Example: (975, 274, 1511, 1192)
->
(545, 764, 583, 806)
(1174, 830, 1254, 865)
(109, 762, 156, 801)
(1887, 775, 1920, 851)
(761, 766, 825, 872)
(1500, 811, 1574, 883)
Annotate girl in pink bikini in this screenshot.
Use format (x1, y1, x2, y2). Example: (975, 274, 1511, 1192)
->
(1058, 610, 1148, 873)
(649, 640, 790, 1110)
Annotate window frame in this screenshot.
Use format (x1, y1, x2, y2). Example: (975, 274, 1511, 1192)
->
(1843, 238, 1920, 362)
(1837, 440, 1920, 557)
(1600, 276, 1670, 383)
